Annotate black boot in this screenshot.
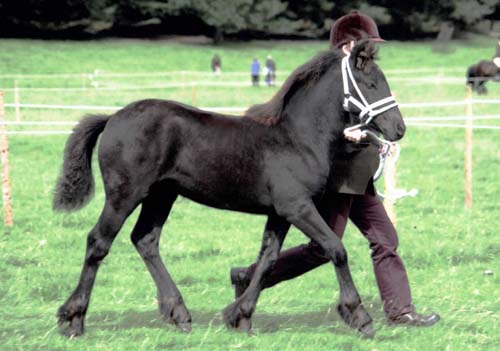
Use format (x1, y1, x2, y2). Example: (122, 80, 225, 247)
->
(389, 311, 440, 327)
(230, 267, 250, 299)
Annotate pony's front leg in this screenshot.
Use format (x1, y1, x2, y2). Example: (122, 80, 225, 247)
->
(222, 215, 290, 333)
(478, 81, 488, 95)
(277, 199, 374, 338)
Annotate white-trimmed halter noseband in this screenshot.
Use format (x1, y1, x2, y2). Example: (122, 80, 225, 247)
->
(341, 54, 398, 126)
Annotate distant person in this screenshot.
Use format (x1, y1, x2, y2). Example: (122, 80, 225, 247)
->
(211, 54, 221, 77)
(494, 39, 500, 67)
(265, 55, 276, 86)
(492, 39, 500, 78)
(251, 58, 260, 86)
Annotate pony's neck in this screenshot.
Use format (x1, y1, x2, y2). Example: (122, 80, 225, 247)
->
(279, 70, 346, 163)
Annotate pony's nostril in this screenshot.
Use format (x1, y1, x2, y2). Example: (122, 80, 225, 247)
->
(397, 123, 406, 136)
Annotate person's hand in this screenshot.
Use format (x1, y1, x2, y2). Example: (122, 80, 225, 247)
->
(344, 127, 367, 143)
(388, 142, 400, 156)
(380, 141, 398, 157)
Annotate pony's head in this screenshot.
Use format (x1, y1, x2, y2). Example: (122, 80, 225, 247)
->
(245, 41, 405, 142)
(343, 40, 405, 141)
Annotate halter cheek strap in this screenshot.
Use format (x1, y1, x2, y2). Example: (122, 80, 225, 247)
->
(341, 55, 398, 125)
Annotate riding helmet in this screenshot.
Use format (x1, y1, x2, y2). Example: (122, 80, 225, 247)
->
(330, 10, 384, 49)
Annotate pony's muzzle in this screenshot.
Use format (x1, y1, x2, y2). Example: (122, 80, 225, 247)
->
(396, 120, 406, 140)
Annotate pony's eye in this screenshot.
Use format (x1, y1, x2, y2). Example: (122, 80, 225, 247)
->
(367, 82, 377, 89)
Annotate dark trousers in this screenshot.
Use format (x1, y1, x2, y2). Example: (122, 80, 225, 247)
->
(245, 193, 414, 319)
(251, 74, 259, 86)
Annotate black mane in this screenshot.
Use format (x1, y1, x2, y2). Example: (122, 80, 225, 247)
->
(245, 40, 378, 126)
(245, 49, 345, 126)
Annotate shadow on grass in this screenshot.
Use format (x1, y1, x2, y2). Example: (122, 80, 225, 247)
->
(85, 296, 399, 339)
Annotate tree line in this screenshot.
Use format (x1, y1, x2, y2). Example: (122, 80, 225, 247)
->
(1, 0, 499, 41)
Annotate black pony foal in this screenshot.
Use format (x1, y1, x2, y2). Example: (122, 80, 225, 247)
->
(54, 40, 405, 338)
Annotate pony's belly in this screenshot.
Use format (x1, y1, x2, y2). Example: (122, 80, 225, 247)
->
(177, 186, 271, 215)
(165, 161, 272, 214)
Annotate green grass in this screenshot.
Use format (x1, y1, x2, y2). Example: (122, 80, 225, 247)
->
(0, 36, 499, 350)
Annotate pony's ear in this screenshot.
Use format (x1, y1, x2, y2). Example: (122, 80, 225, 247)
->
(351, 39, 378, 71)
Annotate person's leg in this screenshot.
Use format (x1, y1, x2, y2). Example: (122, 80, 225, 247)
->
(349, 193, 439, 325)
(231, 194, 353, 294)
(349, 193, 412, 318)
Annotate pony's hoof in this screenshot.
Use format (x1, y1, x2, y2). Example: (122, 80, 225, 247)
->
(58, 321, 84, 338)
(222, 302, 240, 329)
(236, 317, 252, 334)
(56, 306, 85, 337)
(56, 306, 69, 325)
(67, 329, 84, 339)
(222, 300, 255, 333)
(337, 303, 373, 334)
(159, 299, 192, 333)
(358, 322, 375, 339)
(176, 322, 192, 333)
(246, 328, 256, 336)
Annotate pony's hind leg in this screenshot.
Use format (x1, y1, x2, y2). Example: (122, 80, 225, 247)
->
(478, 82, 488, 95)
(222, 214, 290, 333)
(57, 200, 136, 337)
(131, 188, 192, 332)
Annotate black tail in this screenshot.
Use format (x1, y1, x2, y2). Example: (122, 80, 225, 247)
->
(53, 114, 110, 212)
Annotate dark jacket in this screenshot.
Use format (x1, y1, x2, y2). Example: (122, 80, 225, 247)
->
(327, 112, 380, 195)
(329, 141, 379, 195)
(211, 55, 221, 71)
(266, 58, 276, 71)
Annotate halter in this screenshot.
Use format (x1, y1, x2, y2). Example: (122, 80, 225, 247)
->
(341, 54, 400, 181)
(341, 54, 398, 126)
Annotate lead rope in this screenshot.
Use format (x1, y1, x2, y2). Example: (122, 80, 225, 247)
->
(375, 143, 419, 201)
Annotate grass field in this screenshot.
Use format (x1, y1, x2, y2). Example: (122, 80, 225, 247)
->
(0, 35, 499, 351)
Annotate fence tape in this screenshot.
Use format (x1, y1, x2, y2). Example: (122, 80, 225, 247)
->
(1, 77, 488, 92)
(2, 115, 500, 126)
(6, 99, 500, 112)
(0, 81, 270, 92)
(0, 121, 78, 125)
(0, 122, 498, 136)
(0, 67, 465, 79)
(1, 117, 499, 128)
(3, 103, 247, 113)
(0, 131, 73, 135)
(405, 115, 500, 121)
(406, 122, 500, 130)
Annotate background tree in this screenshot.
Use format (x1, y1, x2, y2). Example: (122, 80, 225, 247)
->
(0, 0, 500, 40)
(341, 0, 499, 39)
